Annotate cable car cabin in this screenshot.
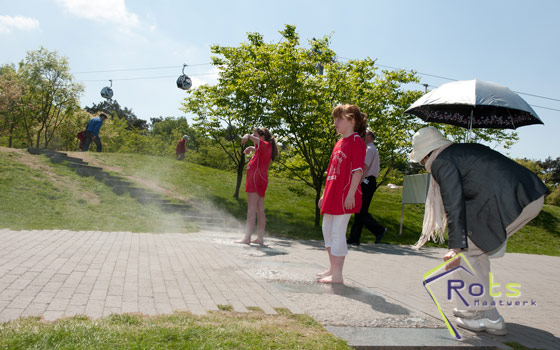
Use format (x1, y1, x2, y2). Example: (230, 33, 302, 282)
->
(176, 75, 192, 90)
(100, 86, 113, 99)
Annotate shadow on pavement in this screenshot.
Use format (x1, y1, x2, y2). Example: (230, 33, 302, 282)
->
(496, 322, 560, 349)
(329, 283, 411, 316)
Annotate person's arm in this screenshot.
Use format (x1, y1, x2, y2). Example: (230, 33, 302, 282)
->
(344, 170, 363, 209)
(431, 159, 468, 250)
(241, 134, 260, 146)
(361, 147, 373, 182)
(243, 146, 256, 154)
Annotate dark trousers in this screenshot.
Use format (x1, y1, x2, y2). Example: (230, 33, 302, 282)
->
(348, 176, 385, 243)
(82, 131, 102, 152)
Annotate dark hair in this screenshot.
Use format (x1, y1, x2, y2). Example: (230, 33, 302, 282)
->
(332, 104, 367, 138)
(254, 127, 279, 161)
(365, 130, 375, 142)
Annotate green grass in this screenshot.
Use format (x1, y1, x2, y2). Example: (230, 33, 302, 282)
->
(1, 148, 559, 256)
(0, 311, 351, 349)
(0, 150, 195, 233)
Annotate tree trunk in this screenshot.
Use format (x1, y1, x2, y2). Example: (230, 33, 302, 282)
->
(314, 187, 321, 227)
(8, 122, 14, 148)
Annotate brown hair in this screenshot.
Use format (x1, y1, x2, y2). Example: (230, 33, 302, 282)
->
(332, 104, 367, 138)
(254, 127, 279, 160)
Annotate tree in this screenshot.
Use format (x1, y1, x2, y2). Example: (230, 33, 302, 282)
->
(18, 47, 84, 148)
(265, 26, 424, 225)
(182, 25, 424, 225)
(182, 32, 273, 199)
(181, 25, 519, 225)
(540, 157, 560, 186)
(0, 65, 28, 147)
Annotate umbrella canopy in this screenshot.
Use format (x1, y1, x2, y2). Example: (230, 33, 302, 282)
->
(405, 79, 543, 129)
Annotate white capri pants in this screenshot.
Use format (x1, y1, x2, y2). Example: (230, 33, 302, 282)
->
(322, 214, 351, 256)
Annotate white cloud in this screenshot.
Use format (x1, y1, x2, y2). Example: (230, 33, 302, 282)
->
(55, 0, 139, 28)
(0, 15, 40, 34)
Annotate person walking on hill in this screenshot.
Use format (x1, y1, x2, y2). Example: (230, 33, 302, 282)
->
(410, 126, 549, 336)
(236, 127, 279, 246)
(176, 135, 188, 160)
(347, 130, 387, 245)
(82, 113, 108, 152)
(317, 104, 367, 284)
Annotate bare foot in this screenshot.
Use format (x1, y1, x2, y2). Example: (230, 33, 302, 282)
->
(250, 239, 264, 246)
(316, 270, 332, 278)
(317, 275, 343, 284)
(235, 239, 251, 245)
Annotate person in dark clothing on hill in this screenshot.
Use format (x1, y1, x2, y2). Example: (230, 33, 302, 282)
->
(82, 113, 108, 152)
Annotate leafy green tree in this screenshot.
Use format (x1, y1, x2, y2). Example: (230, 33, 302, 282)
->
(0, 64, 28, 147)
(182, 33, 273, 199)
(265, 26, 423, 225)
(539, 157, 560, 186)
(181, 25, 520, 225)
(17, 47, 84, 148)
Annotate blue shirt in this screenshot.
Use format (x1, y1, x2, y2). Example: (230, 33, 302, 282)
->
(86, 116, 104, 136)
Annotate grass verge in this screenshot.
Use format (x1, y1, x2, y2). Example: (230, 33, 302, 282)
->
(0, 311, 351, 349)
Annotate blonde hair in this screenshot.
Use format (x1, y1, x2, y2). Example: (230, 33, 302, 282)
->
(332, 104, 367, 138)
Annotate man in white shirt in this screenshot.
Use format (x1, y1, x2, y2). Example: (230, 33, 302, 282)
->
(347, 130, 387, 245)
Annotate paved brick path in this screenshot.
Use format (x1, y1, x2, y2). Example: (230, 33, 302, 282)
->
(0, 228, 558, 349)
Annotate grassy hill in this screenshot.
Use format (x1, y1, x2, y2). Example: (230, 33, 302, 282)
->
(1, 147, 559, 256)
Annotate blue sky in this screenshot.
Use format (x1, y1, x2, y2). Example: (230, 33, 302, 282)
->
(1, 0, 558, 160)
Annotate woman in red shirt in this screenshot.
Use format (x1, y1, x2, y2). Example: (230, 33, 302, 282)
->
(317, 105, 367, 283)
(236, 127, 279, 245)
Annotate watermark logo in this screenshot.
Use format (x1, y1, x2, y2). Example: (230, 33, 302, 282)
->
(422, 253, 533, 340)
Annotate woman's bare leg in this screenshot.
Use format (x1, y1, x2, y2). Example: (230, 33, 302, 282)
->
(251, 195, 266, 245)
(236, 192, 259, 244)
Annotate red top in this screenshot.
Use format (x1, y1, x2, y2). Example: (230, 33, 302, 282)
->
(245, 139, 272, 197)
(176, 139, 186, 155)
(321, 133, 366, 215)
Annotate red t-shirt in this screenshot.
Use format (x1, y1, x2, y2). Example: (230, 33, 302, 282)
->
(321, 133, 366, 215)
(245, 139, 272, 197)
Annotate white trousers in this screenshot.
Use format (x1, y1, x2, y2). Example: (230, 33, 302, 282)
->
(455, 196, 545, 311)
(322, 214, 351, 256)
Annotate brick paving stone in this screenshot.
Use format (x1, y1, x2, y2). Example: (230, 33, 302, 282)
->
(22, 302, 49, 316)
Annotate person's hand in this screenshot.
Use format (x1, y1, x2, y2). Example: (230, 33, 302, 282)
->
(443, 249, 461, 271)
(243, 147, 252, 154)
(344, 194, 355, 210)
(241, 134, 249, 145)
(318, 196, 323, 208)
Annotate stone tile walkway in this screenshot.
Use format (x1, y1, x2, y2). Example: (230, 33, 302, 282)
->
(0, 228, 558, 349)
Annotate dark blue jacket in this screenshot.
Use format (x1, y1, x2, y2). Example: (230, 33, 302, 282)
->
(86, 116, 104, 136)
(431, 143, 549, 252)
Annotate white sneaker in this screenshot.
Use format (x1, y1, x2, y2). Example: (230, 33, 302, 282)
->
(456, 316, 507, 335)
(452, 308, 480, 319)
